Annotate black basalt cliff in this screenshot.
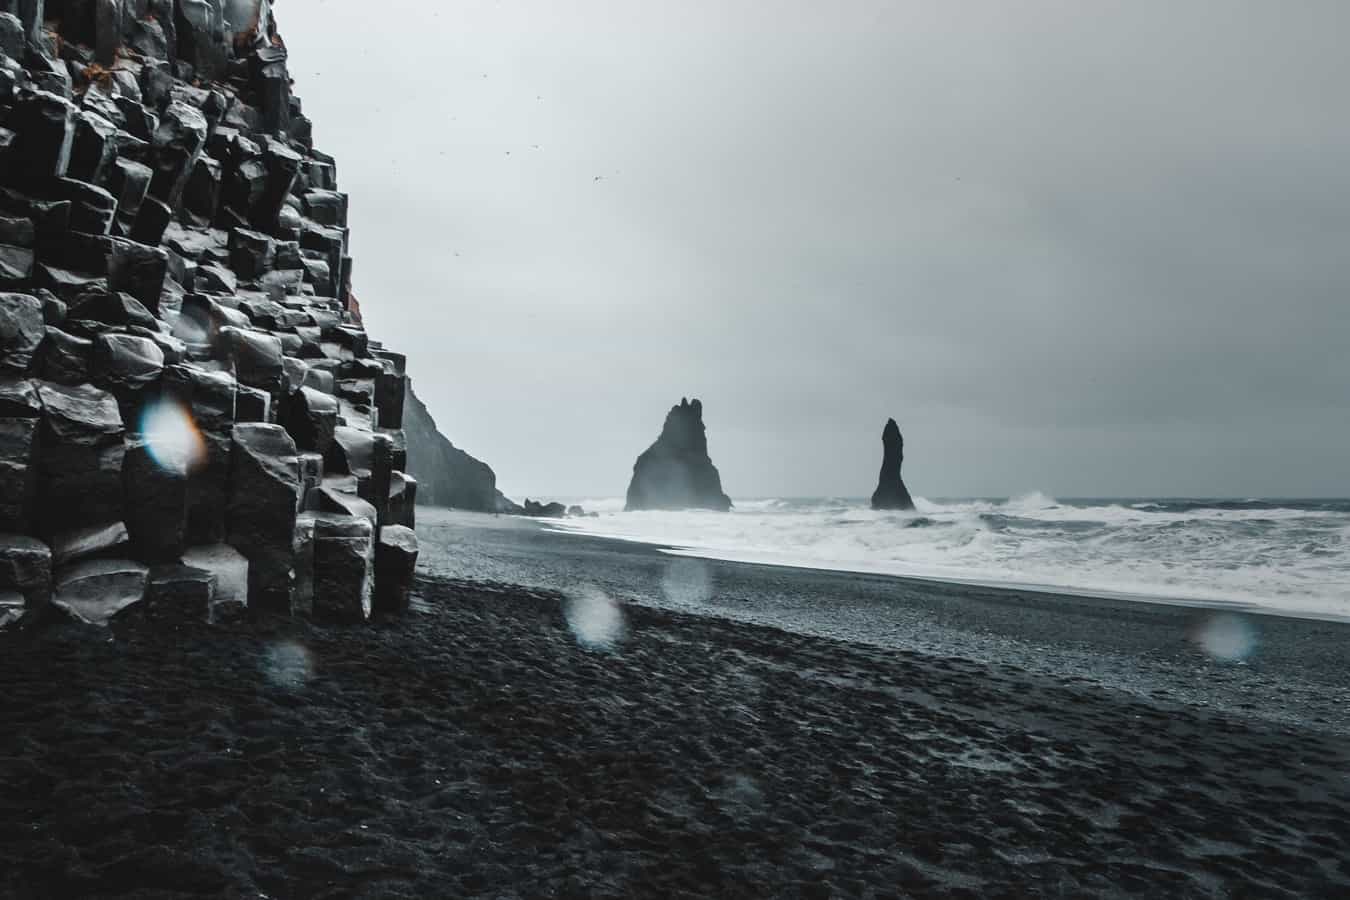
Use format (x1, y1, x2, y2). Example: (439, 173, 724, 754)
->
(0, 1, 418, 628)
(403, 382, 518, 514)
(870, 418, 915, 511)
(625, 398, 731, 512)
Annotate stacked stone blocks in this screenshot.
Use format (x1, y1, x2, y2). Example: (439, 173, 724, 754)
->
(0, 0, 417, 627)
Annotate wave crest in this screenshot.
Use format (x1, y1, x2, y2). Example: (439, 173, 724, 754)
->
(545, 496, 1350, 620)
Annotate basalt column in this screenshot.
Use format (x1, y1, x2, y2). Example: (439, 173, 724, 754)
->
(0, 0, 417, 628)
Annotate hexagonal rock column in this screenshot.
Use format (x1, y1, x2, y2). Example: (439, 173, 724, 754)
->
(311, 513, 373, 623)
(218, 326, 282, 420)
(326, 425, 392, 527)
(297, 451, 324, 505)
(0, 294, 46, 375)
(33, 381, 126, 539)
(0, 594, 22, 629)
(51, 558, 149, 626)
(0, 377, 42, 533)
(181, 543, 248, 623)
(107, 159, 154, 238)
(0, 533, 51, 608)
(49, 520, 129, 568)
(175, 0, 230, 85)
(235, 385, 270, 423)
(226, 423, 300, 614)
(139, 564, 216, 625)
(280, 385, 337, 454)
(6, 90, 76, 180)
(308, 480, 377, 530)
(123, 436, 190, 562)
(91, 332, 166, 426)
(373, 525, 418, 615)
(106, 240, 170, 314)
(148, 100, 208, 207)
(38, 328, 92, 385)
(161, 364, 236, 544)
(291, 512, 316, 617)
(15, 0, 46, 46)
(228, 227, 274, 280)
(387, 472, 417, 530)
(373, 366, 405, 430)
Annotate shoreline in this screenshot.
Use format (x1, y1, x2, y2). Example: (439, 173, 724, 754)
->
(420, 509, 1350, 736)
(536, 499, 1350, 626)
(541, 516, 1350, 626)
(4, 570, 1347, 896)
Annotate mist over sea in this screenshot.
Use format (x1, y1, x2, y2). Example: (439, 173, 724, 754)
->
(542, 495, 1350, 621)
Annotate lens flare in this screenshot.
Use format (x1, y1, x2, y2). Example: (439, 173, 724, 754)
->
(139, 401, 207, 474)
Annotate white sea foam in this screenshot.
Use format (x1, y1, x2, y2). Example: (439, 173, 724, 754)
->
(545, 496, 1350, 621)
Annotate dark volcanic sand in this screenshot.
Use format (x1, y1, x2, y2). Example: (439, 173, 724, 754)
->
(420, 510, 1350, 735)
(1, 519, 1349, 897)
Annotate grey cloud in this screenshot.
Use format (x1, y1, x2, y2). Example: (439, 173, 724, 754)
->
(284, 0, 1349, 499)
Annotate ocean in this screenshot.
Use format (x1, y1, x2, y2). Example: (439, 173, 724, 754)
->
(539, 495, 1350, 621)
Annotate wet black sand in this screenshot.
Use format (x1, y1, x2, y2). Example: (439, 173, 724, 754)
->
(1, 513, 1349, 897)
(420, 510, 1350, 735)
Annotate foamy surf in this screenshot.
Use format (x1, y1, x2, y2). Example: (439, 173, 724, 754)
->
(539, 495, 1350, 622)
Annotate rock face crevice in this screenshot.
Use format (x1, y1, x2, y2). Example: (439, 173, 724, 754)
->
(625, 397, 731, 512)
(870, 418, 914, 511)
(0, 0, 417, 627)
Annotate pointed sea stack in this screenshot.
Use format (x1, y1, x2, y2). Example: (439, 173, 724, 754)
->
(625, 398, 732, 511)
(870, 418, 915, 511)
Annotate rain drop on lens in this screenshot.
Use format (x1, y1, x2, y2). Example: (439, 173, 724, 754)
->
(565, 585, 626, 651)
(1195, 613, 1257, 663)
(263, 641, 314, 690)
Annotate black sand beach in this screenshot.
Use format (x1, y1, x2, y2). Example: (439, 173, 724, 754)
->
(3, 512, 1349, 897)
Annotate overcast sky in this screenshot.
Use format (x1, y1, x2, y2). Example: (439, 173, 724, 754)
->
(283, 0, 1349, 500)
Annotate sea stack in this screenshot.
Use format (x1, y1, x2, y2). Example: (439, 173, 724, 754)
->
(625, 398, 732, 511)
(870, 418, 915, 511)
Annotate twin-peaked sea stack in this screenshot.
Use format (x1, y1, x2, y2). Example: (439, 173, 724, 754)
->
(625, 398, 732, 512)
(870, 418, 915, 511)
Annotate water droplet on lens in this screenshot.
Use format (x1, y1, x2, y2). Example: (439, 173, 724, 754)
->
(565, 585, 625, 651)
(661, 557, 713, 609)
(1195, 613, 1257, 662)
(263, 641, 314, 689)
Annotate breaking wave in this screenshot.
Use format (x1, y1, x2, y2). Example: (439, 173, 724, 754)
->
(544, 495, 1350, 621)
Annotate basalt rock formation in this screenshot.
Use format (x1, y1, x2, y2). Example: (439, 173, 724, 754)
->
(402, 382, 519, 513)
(522, 499, 566, 518)
(625, 397, 731, 512)
(0, 0, 417, 628)
(870, 418, 914, 511)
